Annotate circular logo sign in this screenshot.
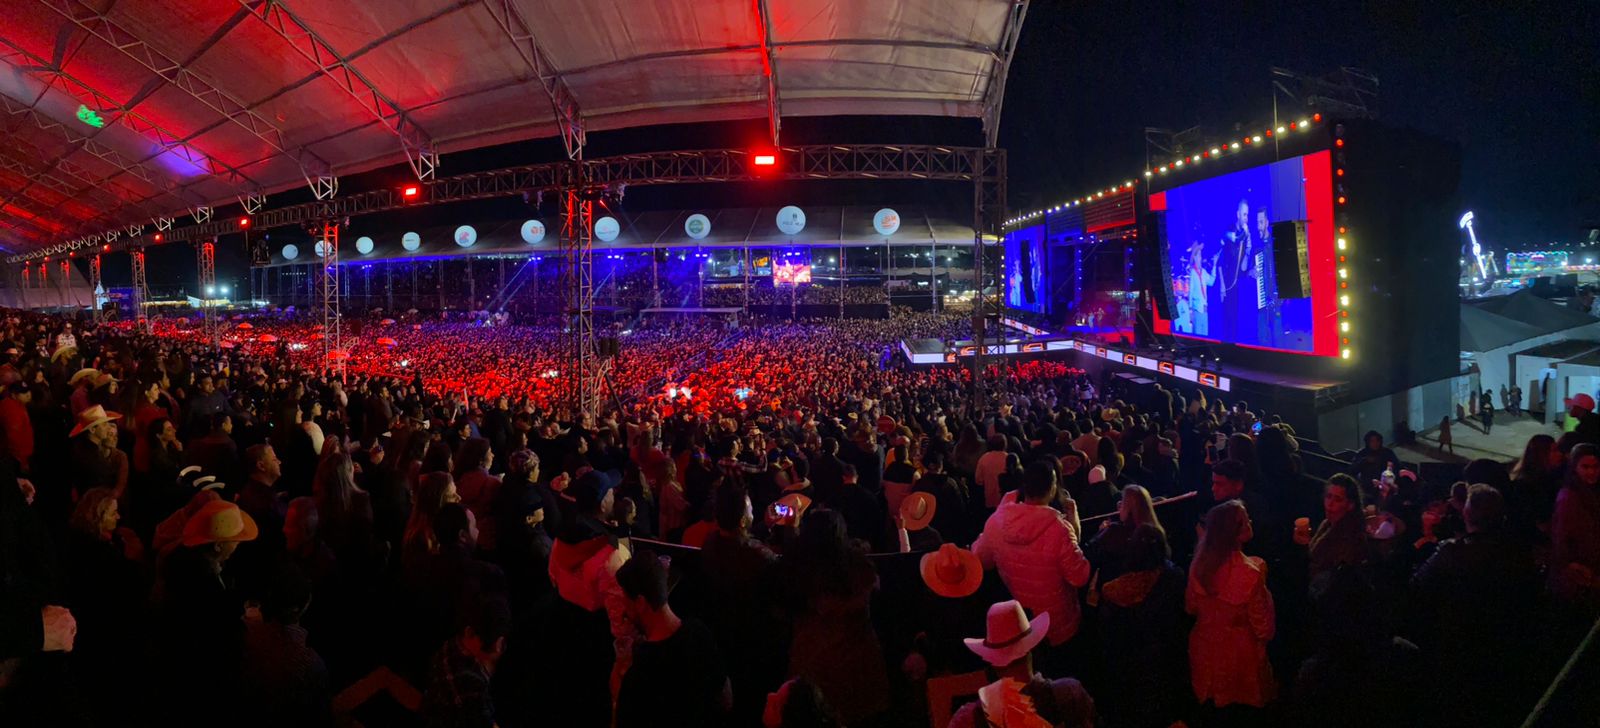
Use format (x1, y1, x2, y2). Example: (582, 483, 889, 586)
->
(873, 208, 901, 236)
(776, 206, 806, 236)
(282, 244, 299, 260)
(520, 219, 546, 244)
(594, 216, 620, 242)
(314, 240, 328, 257)
(402, 232, 421, 251)
(355, 236, 375, 255)
(685, 213, 711, 240)
(454, 225, 478, 247)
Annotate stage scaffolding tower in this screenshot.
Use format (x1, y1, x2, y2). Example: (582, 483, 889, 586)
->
(89, 255, 103, 322)
(197, 240, 219, 347)
(131, 248, 150, 333)
(319, 222, 344, 381)
(560, 179, 606, 420)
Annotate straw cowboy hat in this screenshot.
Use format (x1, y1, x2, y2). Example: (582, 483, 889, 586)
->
(69, 368, 100, 387)
(50, 345, 78, 363)
(69, 405, 121, 438)
(900, 492, 937, 532)
(921, 543, 983, 599)
(964, 600, 1051, 667)
(181, 500, 259, 547)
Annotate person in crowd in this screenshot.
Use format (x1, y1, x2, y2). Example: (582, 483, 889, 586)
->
(1408, 484, 1539, 725)
(1508, 433, 1562, 542)
(1348, 430, 1400, 488)
(544, 472, 631, 726)
(763, 677, 845, 728)
(155, 498, 258, 722)
(1296, 473, 1368, 582)
(1291, 566, 1419, 728)
(0, 381, 34, 471)
(912, 452, 969, 543)
(453, 438, 500, 543)
(61, 487, 147, 719)
(420, 593, 512, 728)
(1092, 524, 1186, 728)
(312, 452, 374, 566)
(1085, 484, 1164, 581)
(834, 463, 886, 550)
(1210, 458, 1277, 556)
(239, 563, 332, 728)
(784, 508, 890, 725)
(949, 600, 1098, 728)
(975, 433, 1010, 509)
(488, 449, 553, 612)
(403, 471, 460, 567)
(70, 404, 127, 500)
(614, 550, 732, 727)
(700, 484, 783, 725)
(1567, 392, 1600, 443)
(186, 412, 238, 483)
(882, 442, 918, 515)
(1187, 500, 1275, 714)
(1550, 442, 1600, 611)
(974, 461, 1091, 650)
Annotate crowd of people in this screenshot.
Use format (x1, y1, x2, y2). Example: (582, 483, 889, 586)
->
(0, 306, 1597, 728)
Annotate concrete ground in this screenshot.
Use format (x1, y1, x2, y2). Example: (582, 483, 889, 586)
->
(1401, 412, 1561, 463)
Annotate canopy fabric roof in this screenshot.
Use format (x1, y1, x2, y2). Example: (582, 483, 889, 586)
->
(1459, 303, 1544, 353)
(0, 0, 1026, 254)
(265, 203, 978, 266)
(1469, 290, 1598, 335)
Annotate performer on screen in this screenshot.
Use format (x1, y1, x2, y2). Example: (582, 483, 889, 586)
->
(1250, 208, 1280, 346)
(1219, 198, 1255, 342)
(1185, 240, 1220, 336)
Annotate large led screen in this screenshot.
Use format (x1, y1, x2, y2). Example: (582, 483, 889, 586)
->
(1005, 224, 1047, 313)
(1153, 150, 1337, 356)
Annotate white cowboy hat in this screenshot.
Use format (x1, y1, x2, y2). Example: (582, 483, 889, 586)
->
(964, 600, 1050, 668)
(69, 405, 122, 438)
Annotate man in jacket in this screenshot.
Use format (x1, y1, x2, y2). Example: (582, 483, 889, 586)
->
(974, 462, 1090, 647)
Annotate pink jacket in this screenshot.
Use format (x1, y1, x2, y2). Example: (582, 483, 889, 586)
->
(973, 502, 1091, 645)
(1186, 553, 1275, 708)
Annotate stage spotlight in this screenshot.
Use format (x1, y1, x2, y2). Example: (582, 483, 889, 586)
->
(205, 286, 216, 296)
(402, 185, 420, 200)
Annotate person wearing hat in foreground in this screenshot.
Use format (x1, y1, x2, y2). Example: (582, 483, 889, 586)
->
(898, 491, 942, 552)
(152, 499, 258, 723)
(1566, 392, 1600, 444)
(904, 543, 990, 678)
(947, 600, 1097, 728)
(69, 405, 128, 502)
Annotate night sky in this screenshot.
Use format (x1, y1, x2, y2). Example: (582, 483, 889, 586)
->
(137, 0, 1597, 287)
(1000, 0, 1598, 248)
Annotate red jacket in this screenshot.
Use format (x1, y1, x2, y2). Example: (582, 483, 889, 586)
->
(0, 398, 32, 469)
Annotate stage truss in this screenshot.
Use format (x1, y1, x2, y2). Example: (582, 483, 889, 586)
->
(319, 222, 344, 381)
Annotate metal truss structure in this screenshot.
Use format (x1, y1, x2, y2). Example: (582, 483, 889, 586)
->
(88, 254, 102, 322)
(560, 182, 606, 417)
(239, 0, 437, 180)
(319, 222, 344, 380)
(197, 240, 219, 347)
(130, 249, 149, 333)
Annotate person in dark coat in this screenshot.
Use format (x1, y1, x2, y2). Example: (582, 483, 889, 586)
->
(700, 485, 783, 726)
(1093, 524, 1187, 728)
(1407, 484, 1539, 726)
(912, 453, 970, 544)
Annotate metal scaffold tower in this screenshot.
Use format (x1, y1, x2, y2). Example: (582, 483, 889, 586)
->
(560, 178, 606, 419)
(130, 249, 150, 333)
(319, 222, 344, 380)
(197, 239, 219, 347)
(88, 254, 103, 322)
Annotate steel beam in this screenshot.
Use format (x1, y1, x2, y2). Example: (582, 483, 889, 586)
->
(40, 0, 336, 186)
(478, 0, 585, 160)
(239, 0, 438, 179)
(754, 0, 781, 145)
(981, 1, 1030, 148)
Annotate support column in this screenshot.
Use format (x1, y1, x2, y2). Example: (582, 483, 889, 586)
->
(89, 255, 103, 322)
(319, 222, 344, 381)
(560, 176, 603, 419)
(197, 240, 218, 347)
(131, 249, 150, 333)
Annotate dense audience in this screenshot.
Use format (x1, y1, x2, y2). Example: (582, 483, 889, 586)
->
(0, 306, 1596, 728)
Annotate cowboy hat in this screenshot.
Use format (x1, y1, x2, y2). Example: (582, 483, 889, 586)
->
(1087, 465, 1108, 485)
(69, 405, 122, 437)
(964, 600, 1050, 667)
(69, 368, 100, 387)
(900, 492, 937, 532)
(921, 543, 983, 599)
(50, 345, 78, 363)
(181, 500, 259, 547)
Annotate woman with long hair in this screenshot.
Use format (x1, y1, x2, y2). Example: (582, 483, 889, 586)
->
(313, 453, 373, 564)
(401, 471, 459, 568)
(1549, 442, 1600, 608)
(1508, 434, 1561, 540)
(951, 422, 983, 480)
(1087, 484, 1167, 583)
(1097, 436, 1125, 484)
(784, 509, 889, 725)
(421, 440, 454, 476)
(1187, 500, 1276, 711)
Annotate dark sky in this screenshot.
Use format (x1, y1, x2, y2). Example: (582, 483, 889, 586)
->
(141, 0, 1597, 287)
(1000, 0, 1599, 248)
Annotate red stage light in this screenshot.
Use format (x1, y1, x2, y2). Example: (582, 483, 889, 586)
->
(403, 185, 420, 198)
(1337, 196, 1347, 204)
(1335, 139, 1345, 147)
(1313, 113, 1322, 122)
(104, 244, 112, 250)
(239, 217, 250, 228)
(1336, 169, 1345, 176)
(754, 154, 776, 166)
